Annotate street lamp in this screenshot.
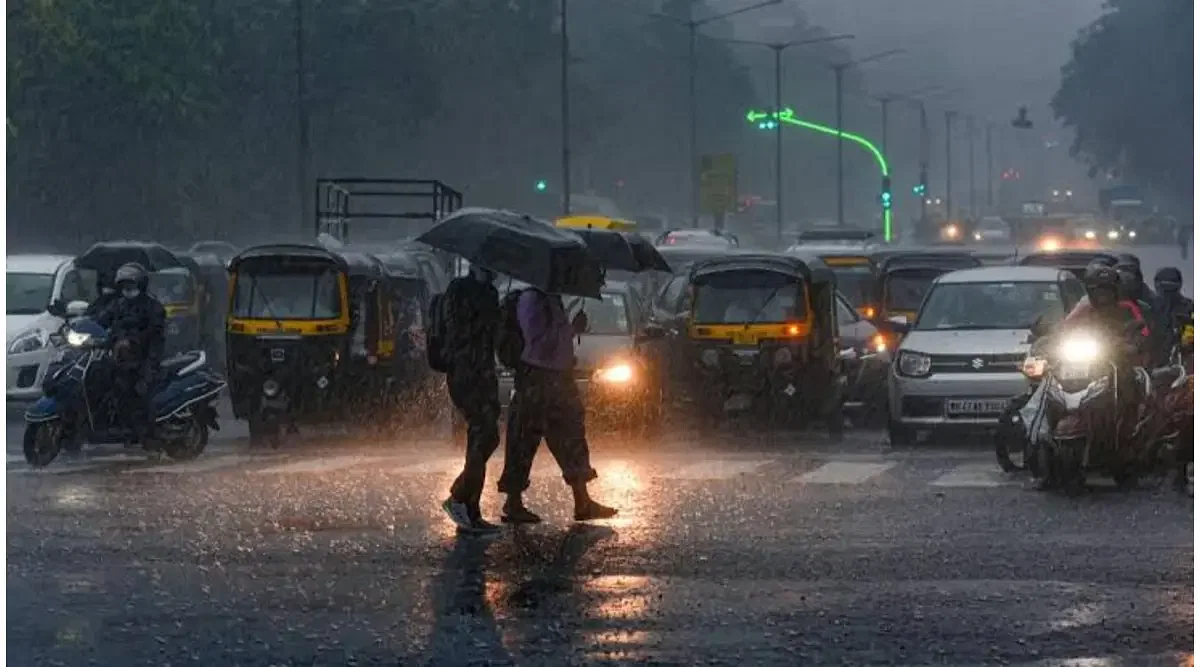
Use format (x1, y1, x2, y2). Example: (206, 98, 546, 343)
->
(654, 0, 782, 227)
(717, 34, 855, 239)
(826, 48, 905, 226)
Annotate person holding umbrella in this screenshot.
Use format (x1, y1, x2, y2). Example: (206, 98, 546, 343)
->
(439, 263, 504, 534)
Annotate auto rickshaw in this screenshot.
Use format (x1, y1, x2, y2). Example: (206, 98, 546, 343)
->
(672, 252, 845, 434)
(1017, 249, 1118, 280)
(795, 249, 878, 318)
(870, 250, 983, 325)
(225, 244, 402, 446)
(147, 266, 204, 357)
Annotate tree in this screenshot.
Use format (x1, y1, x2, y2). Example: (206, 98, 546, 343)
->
(1052, 0, 1192, 210)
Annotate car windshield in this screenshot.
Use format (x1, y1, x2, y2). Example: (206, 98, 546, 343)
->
(829, 265, 874, 307)
(566, 292, 631, 335)
(884, 273, 940, 311)
(7, 272, 55, 315)
(693, 270, 805, 324)
(915, 281, 1065, 331)
(232, 268, 341, 319)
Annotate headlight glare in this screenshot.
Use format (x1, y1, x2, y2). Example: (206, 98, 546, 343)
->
(1057, 335, 1100, 363)
(65, 330, 90, 348)
(595, 363, 634, 384)
(1107, 230, 1120, 240)
(897, 351, 932, 377)
(1084, 230, 1096, 240)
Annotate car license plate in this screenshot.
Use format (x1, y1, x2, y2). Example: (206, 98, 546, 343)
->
(946, 399, 1007, 415)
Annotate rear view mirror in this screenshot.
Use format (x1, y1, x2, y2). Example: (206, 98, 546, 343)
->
(47, 299, 66, 317)
(65, 300, 89, 318)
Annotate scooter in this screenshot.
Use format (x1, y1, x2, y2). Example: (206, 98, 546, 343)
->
(23, 316, 226, 467)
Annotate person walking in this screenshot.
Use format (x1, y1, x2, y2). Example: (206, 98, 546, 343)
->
(438, 265, 503, 534)
(497, 287, 617, 524)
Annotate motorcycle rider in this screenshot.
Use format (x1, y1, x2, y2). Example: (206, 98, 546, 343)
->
(1115, 259, 1168, 366)
(95, 263, 167, 443)
(84, 270, 120, 317)
(1153, 266, 1193, 333)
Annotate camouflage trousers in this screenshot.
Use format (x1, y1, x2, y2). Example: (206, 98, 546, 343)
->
(447, 372, 501, 509)
(498, 365, 598, 494)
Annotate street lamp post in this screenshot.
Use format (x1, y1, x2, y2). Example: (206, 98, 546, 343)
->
(944, 110, 956, 219)
(828, 48, 904, 226)
(719, 34, 854, 239)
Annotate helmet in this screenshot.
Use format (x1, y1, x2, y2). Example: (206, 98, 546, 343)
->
(1154, 266, 1184, 293)
(1083, 262, 1119, 290)
(1116, 252, 1141, 268)
(114, 262, 148, 290)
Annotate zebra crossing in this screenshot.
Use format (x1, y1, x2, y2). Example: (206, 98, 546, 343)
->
(5, 446, 1040, 490)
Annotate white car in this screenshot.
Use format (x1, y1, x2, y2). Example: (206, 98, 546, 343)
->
(972, 217, 1012, 243)
(6, 254, 92, 401)
(886, 266, 1087, 445)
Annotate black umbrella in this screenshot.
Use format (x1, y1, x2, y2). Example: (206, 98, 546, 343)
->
(416, 208, 603, 298)
(566, 229, 672, 273)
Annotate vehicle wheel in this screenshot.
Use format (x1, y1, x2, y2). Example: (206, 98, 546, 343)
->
(24, 421, 65, 467)
(165, 419, 208, 461)
(995, 427, 1025, 473)
(249, 414, 282, 449)
(887, 419, 915, 448)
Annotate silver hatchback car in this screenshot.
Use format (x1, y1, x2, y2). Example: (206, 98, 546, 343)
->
(887, 266, 1086, 445)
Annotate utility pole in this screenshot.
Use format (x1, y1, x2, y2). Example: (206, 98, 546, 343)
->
(878, 97, 891, 156)
(967, 115, 976, 218)
(560, 0, 571, 216)
(919, 102, 929, 222)
(774, 47, 783, 241)
(944, 110, 955, 219)
(294, 0, 310, 231)
(985, 122, 994, 211)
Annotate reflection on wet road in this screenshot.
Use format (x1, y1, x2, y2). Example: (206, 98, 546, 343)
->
(6, 427, 1193, 666)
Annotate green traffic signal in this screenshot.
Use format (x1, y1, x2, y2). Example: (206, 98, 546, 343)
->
(912, 183, 927, 196)
(756, 120, 778, 130)
(535, 179, 548, 192)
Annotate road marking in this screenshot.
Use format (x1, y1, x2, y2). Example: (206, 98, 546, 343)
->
(123, 454, 281, 475)
(251, 454, 392, 475)
(659, 459, 772, 480)
(793, 460, 896, 485)
(930, 463, 1013, 488)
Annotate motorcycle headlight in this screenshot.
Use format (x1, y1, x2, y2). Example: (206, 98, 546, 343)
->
(773, 348, 793, 365)
(700, 349, 720, 367)
(66, 330, 92, 348)
(262, 379, 281, 397)
(897, 350, 932, 377)
(8, 329, 48, 354)
(594, 362, 634, 384)
(1058, 335, 1100, 363)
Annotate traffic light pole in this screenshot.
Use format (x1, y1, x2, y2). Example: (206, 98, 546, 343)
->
(774, 47, 784, 241)
(560, 0, 571, 216)
(879, 97, 890, 156)
(944, 110, 955, 219)
(919, 102, 929, 222)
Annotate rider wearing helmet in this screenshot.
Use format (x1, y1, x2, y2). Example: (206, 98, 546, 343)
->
(1116, 259, 1169, 365)
(95, 263, 167, 443)
(1153, 266, 1193, 354)
(1061, 262, 1149, 353)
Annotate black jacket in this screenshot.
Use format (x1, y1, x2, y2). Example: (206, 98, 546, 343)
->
(96, 294, 167, 368)
(439, 277, 500, 381)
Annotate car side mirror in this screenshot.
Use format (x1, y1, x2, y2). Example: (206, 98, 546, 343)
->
(47, 299, 67, 317)
(65, 300, 90, 318)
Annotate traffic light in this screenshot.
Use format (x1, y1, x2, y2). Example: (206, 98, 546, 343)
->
(534, 179, 548, 192)
(911, 183, 926, 196)
(880, 176, 892, 210)
(756, 120, 778, 130)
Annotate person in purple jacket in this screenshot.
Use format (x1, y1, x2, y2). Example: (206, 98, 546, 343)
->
(497, 287, 618, 523)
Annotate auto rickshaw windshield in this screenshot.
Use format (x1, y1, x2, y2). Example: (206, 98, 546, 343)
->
(883, 272, 939, 312)
(692, 270, 806, 325)
(232, 266, 342, 320)
(828, 264, 874, 307)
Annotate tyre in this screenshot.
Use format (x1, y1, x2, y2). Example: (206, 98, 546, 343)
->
(165, 418, 208, 461)
(24, 420, 65, 468)
(994, 427, 1025, 473)
(887, 419, 915, 447)
(249, 413, 282, 449)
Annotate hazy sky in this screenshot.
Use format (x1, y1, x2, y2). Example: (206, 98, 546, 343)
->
(739, 0, 1107, 126)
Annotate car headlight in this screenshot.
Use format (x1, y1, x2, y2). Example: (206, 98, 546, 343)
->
(65, 330, 91, 347)
(1039, 237, 1062, 252)
(700, 349, 720, 367)
(1057, 335, 1100, 363)
(1127, 230, 1137, 239)
(262, 379, 281, 397)
(8, 329, 48, 354)
(773, 348, 792, 365)
(594, 363, 634, 384)
(867, 334, 888, 355)
(897, 350, 932, 377)
(943, 225, 960, 239)
(1084, 230, 1096, 240)
(973, 232, 983, 241)
(1107, 230, 1120, 240)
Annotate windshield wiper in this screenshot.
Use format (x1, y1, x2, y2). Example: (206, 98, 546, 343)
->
(742, 284, 789, 328)
(248, 279, 285, 330)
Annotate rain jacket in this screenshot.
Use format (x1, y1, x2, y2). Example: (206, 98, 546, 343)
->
(96, 293, 167, 369)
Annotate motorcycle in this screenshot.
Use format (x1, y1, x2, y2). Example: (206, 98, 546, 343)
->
(23, 317, 226, 467)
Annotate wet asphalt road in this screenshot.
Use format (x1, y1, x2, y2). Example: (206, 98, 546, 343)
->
(6, 244, 1193, 665)
(6, 418, 1193, 666)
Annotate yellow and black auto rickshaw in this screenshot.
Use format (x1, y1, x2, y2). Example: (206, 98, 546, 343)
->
(225, 244, 402, 446)
(148, 266, 204, 357)
(870, 250, 983, 325)
(675, 252, 846, 434)
(807, 251, 879, 319)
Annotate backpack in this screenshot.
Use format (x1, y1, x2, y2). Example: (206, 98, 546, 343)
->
(426, 293, 449, 373)
(495, 290, 528, 370)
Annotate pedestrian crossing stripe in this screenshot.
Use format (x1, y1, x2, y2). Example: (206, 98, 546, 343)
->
(793, 461, 896, 485)
(929, 463, 1012, 488)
